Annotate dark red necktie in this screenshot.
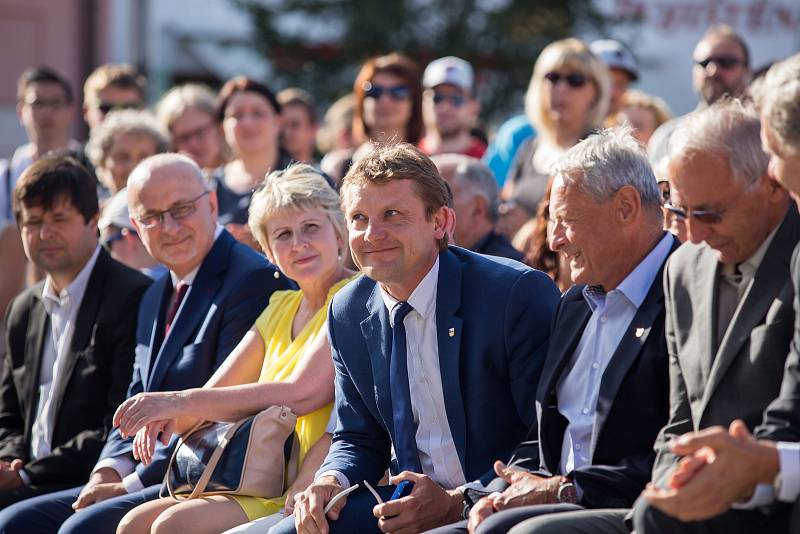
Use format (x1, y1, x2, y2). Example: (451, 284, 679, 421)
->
(165, 281, 189, 335)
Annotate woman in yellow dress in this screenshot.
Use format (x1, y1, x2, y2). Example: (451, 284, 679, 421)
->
(113, 163, 356, 534)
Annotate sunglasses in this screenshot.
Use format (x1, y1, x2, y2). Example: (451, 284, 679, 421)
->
(363, 82, 411, 101)
(695, 56, 743, 70)
(101, 231, 127, 252)
(97, 101, 141, 115)
(663, 203, 725, 225)
(432, 93, 466, 107)
(544, 71, 587, 88)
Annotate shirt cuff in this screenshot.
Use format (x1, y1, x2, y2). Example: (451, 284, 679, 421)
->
(733, 484, 774, 509)
(17, 469, 30, 486)
(777, 441, 800, 502)
(122, 472, 145, 493)
(93, 455, 136, 479)
(316, 470, 350, 489)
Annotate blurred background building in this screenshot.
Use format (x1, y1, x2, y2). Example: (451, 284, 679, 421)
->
(1, 0, 799, 157)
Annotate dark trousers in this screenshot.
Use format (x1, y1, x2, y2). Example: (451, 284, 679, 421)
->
(0, 483, 72, 510)
(272, 486, 397, 534)
(632, 495, 791, 534)
(424, 503, 584, 534)
(0, 483, 161, 534)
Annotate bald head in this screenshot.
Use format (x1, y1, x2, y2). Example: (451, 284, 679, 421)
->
(127, 152, 218, 278)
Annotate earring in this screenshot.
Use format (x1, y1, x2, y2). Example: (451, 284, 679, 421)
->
(273, 270, 280, 279)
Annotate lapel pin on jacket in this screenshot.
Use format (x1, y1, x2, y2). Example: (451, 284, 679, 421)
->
(635, 327, 645, 338)
(449, 327, 455, 337)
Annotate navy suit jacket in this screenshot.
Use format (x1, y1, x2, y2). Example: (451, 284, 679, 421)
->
(497, 235, 679, 509)
(318, 246, 560, 486)
(99, 230, 290, 487)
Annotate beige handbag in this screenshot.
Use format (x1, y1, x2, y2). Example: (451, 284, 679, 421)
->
(161, 405, 299, 501)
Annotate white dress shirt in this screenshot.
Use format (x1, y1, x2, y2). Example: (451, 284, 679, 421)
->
(18, 246, 101, 484)
(557, 233, 673, 487)
(321, 257, 467, 490)
(92, 225, 223, 492)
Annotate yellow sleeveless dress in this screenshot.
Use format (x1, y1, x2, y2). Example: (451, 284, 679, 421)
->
(232, 276, 353, 520)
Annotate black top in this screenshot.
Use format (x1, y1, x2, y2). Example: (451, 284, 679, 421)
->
(473, 230, 525, 262)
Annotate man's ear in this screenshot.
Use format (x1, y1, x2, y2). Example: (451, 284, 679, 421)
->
(432, 205, 453, 241)
(613, 185, 641, 225)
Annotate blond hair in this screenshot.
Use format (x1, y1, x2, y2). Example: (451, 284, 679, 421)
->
(248, 163, 346, 259)
(623, 89, 672, 129)
(525, 38, 611, 144)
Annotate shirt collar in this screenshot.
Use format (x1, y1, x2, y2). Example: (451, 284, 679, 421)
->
(736, 222, 780, 280)
(583, 232, 673, 311)
(42, 245, 102, 312)
(380, 255, 440, 325)
(169, 224, 224, 288)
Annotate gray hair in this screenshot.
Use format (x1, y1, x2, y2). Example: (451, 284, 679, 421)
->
(155, 83, 218, 132)
(761, 53, 800, 154)
(668, 98, 768, 185)
(431, 154, 500, 222)
(87, 109, 169, 170)
(550, 125, 661, 209)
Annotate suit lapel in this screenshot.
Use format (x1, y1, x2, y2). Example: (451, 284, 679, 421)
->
(147, 232, 233, 391)
(436, 250, 466, 473)
(361, 284, 393, 434)
(538, 294, 591, 471)
(701, 209, 798, 414)
(49, 250, 110, 430)
(23, 292, 48, 437)
(593, 236, 676, 447)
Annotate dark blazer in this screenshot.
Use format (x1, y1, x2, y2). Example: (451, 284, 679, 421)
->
(473, 230, 525, 263)
(0, 249, 151, 486)
(653, 207, 800, 486)
(498, 234, 679, 509)
(99, 230, 289, 487)
(318, 246, 561, 486)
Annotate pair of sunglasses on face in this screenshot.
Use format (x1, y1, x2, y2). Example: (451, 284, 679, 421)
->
(695, 56, 744, 70)
(97, 101, 142, 115)
(363, 81, 411, 101)
(431, 93, 466, 107)
(544, 71, 588, 88)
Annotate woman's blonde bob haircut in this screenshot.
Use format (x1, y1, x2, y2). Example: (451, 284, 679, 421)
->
(248, 163, 347, 260)
(524, 38, 611, 144)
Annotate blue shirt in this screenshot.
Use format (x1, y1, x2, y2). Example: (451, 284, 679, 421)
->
(556, 232, 673, 483)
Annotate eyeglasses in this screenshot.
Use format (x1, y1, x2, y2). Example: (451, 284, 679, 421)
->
(663, 178, 759, 225)
(363, 82, 411, 101)
(134, 191, 210, 229)
(24, 98, 69, 111)
(544, 72, 588, 88)
(173, 122, 216, 146)
(432, 93, 466, 107)
(695, 56, 743, 70)
(97, 101, 141, 115)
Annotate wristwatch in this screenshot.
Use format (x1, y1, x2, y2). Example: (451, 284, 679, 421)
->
(557, 476, 578, 504)
(459, 487, 477, 520)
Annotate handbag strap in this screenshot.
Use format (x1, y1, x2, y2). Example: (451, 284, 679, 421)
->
(165, 419, 245, 501)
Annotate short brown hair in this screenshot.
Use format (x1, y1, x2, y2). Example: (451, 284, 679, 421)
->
(352, 53, 423, 145)
(277, 87, 316, 123)
(342, 143, 451, 250)
(83, 63, 146, 104)
(14, 155, 99, 224)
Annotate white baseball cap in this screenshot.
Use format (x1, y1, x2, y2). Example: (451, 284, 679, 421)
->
(99, 188, 135, 232)
(590, 39, 639, 81)
(423, 56, 474, 92)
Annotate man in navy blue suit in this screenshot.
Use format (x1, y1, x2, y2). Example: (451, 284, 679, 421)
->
(0, 153, 289, 533)
(274, 143, 560, 534)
